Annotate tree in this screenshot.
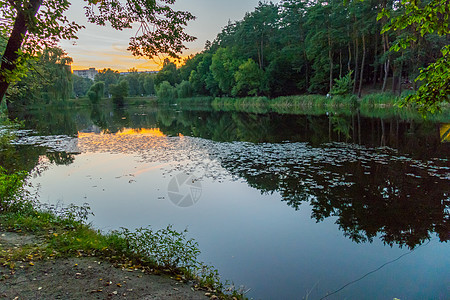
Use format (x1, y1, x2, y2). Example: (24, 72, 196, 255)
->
(109, 80, 128, 106)
(123, 70, 141, 96)
(87, 81, 104, 104)
(210, 47, 243, 96)
(378, 0, 450, 112)
(95, 68, 119, 97)
(232, 59, 264, 97)
(155, 59, 180, 87)
(7, 47, 73, 105)
(143, 73, 156, 96)
(0, 0, 195, 103)
(176, 80, 193, 98)
(73, 75, 93, 98)
(157, 80, 176, 100)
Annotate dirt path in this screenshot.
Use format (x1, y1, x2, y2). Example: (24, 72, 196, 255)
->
(0, 232, 211, 300)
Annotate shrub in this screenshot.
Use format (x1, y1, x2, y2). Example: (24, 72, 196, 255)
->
(120, 225, 200, 271)
(110, 80, 129, 106)
(176, 80, 193, 98)
(330, 71, 354, 96)
(157, 81, 176, 101)
(0, 167, 29, 213)
(87, 82, 105, 104)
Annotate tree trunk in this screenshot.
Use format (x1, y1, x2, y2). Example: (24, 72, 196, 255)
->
(392, 67, 397, 94)
(382, 59, 390, 92)
(328, 34, 333, 92)
(372, 33, 379, 88)
(256, 41, 262, 69)
(398, 54, 403, 96)
(358, 34, 366, 98)
(339, 49, 342, 78)
(347, 42, 352, 73)
(260, 33, 264, 70)
(304, 50, 309, 88)
(352, 36, 359, 94)
(0, 0, 43, 103)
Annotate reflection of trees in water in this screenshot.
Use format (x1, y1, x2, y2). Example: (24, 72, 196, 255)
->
(156, 109, 447, 159)
(6, 106, 449, 249)
(216, 144, 449, 249)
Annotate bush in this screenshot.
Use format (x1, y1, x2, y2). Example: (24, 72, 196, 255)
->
(330, 71, 354, 96)
(176, 80, 193, 98)
(110, 80, 129, 106)
(120, 225, 200, 271)
(87, 82, 105, 104)
(157, 81, 176, 101)
(0, 167, 29, 213)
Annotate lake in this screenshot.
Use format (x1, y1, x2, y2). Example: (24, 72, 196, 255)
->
(3, 104, 449, 299)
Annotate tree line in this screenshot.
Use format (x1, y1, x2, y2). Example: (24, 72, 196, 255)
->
(2, 0, 447, 110)
(155, 0, 448, 103)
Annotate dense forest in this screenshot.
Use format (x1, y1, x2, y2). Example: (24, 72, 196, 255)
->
(3, 0, 449, 108)
(170, 0, 448, 99)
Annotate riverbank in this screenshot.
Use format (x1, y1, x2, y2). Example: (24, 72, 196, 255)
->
(0, 232, 210, 299)
(0, 164, 244, 300)
(12, 92, 449, 122)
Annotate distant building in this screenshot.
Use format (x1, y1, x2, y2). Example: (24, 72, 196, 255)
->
(73, 68, 98, 80)
(119, 70, 158, 75)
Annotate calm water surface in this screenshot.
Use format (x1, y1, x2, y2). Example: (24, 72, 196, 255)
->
(3, 105, 449, 299)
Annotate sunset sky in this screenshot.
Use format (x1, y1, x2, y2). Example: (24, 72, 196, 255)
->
(61, 0, 272, 72)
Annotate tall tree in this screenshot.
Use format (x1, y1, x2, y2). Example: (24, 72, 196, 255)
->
(7, 47, 73, 105)
(379, 0, 450, 112)
(95, 68, 120, 97)
(155, 59, 180, 87)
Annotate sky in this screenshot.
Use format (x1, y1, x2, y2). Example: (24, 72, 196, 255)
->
(61, 0, 273, 72)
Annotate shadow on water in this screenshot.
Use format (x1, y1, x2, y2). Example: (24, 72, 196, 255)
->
(4, 104, 450, 251)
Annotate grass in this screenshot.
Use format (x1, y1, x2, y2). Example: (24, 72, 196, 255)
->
(211, 94, 360, 114)
(0, 191, 245, 298)
(0, 121, 246, 299)
(359, 92, 399, 108)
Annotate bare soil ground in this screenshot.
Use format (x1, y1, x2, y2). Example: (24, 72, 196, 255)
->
(0, 232, 210, 300)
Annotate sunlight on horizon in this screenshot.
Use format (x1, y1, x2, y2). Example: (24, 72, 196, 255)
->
(60, 0, 272, 72)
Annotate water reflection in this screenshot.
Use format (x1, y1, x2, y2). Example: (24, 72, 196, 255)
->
(5, 105, 450, 251)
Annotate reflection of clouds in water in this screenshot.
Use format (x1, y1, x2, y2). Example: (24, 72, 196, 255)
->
(14, 130, 450, 185)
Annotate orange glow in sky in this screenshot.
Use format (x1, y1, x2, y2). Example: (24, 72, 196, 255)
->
(60, 0, 268, 72)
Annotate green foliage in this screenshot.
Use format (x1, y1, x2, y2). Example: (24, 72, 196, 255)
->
(0, 0, 196, 102)
(0, 0, 83, 92)
(110, 80, 129, 105)
(232, 59, 264, 97)
(400, 47, 450, 113)
(86, 0, 196, 59)
(87, 82, 105, 104)
(155, 59, 180, 87)
(210, 47, 243, 96)
(157, 81, 176, 100)
(378, 0, 450, 112)
(143, 73, 156, 95)
(72, 75, 94, 98)
(176, 80, 193, 98)
(95, 68, 120, 97)
(7, 47, 73, 106)
(360, 93, 398, 108)
(0, 167, 29, 213)
(330, 71, 354, 96)
(120, 225, 200, 271)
